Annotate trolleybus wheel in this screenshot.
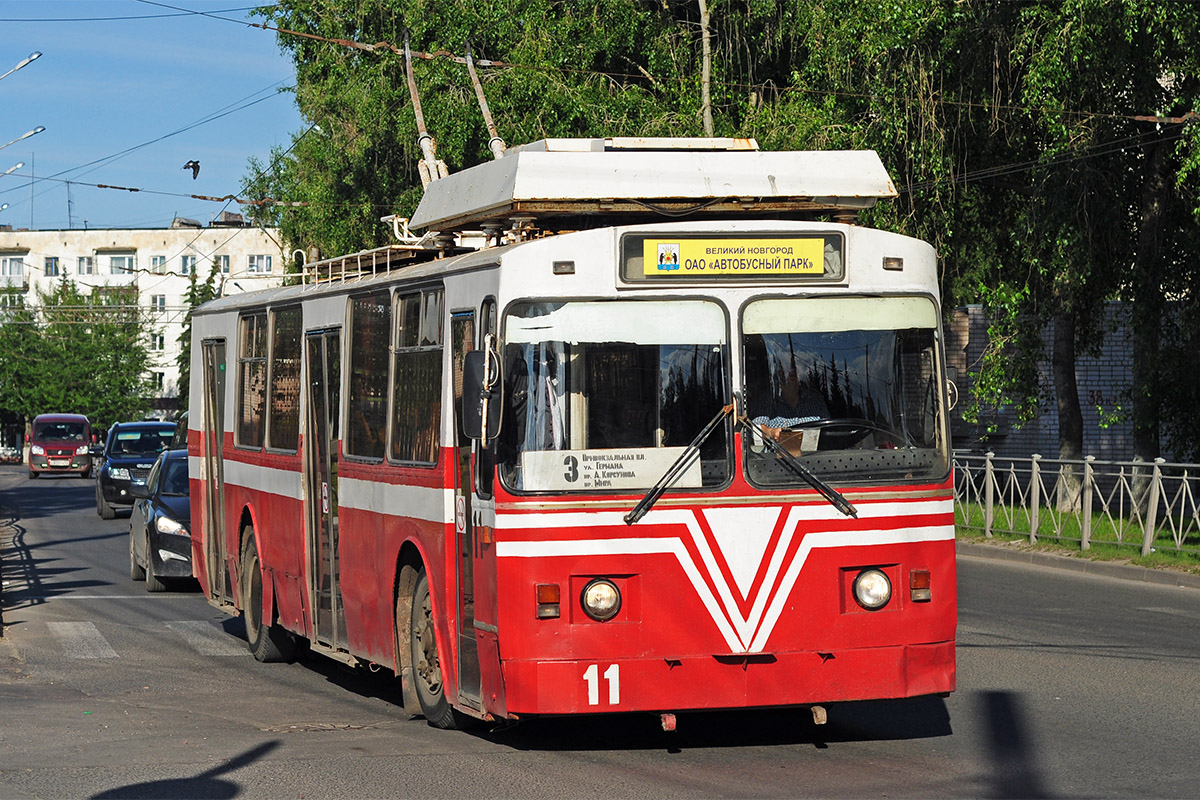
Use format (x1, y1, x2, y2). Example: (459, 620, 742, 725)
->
(129, 532, 145, 581)
(241, 532, 297, 663)
(410, 568, 457, 729)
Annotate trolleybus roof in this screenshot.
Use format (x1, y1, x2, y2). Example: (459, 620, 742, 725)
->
(410, 137, 898, 232)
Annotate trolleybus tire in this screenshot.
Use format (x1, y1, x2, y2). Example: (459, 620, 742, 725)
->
(241, 532, 297, 663)
(410, 568, 457, 729)
(129, 533, 145, 581)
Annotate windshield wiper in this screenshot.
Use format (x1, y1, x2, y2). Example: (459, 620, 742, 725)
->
(739, 416, 858, 518)
(624, 403, 732, 525)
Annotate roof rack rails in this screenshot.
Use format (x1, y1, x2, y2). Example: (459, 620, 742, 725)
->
(303, 242, 445, 284)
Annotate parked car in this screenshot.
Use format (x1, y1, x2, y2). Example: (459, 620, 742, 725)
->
(27, 413, 93, 478)
(95, 420, 176, 519)
(128, 448, 192, 592)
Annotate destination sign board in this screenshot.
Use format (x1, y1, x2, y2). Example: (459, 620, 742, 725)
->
(620, 233, 843, 282)
(522, 446, 701, 492)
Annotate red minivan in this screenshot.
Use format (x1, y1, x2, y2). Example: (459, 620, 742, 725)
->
(28, 413, 93, 479)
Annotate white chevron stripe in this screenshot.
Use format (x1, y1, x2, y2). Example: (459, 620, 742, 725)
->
(496, 501, 953, 653)
(703, 506, 780, 598)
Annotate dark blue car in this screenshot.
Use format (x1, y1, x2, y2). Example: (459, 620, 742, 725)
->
(95, 420, 176, 519)
(128, 448, 192, 592)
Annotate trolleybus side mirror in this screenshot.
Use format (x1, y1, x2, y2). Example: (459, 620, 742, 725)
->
(462, 349, 502, 445)
(945, 365, 959, 411)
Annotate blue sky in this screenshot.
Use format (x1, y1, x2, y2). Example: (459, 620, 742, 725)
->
(0, 1, 303, 230)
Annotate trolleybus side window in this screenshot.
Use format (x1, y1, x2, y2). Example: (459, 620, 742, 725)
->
(267, 306, 302, 452)
(390, 288, 444, 464)
(741, 295, 948, 486)
(498, 299, 730, 493)
(236, 311, 268, 448)
(346, 291, 391, 460)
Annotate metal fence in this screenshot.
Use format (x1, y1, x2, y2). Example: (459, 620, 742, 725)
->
(953, 452, 1200, 558)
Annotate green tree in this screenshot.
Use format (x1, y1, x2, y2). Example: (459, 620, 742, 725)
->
(0, 279, 157, 429)
(245, 0, 723, 256)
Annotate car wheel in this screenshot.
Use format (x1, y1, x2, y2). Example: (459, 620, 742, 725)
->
(97, 485, 116, 520)
(28, 470, 37, 479)
(129, 532, 146, 581)
(241, 532, 297, 663)
(145, 537, 167, 593)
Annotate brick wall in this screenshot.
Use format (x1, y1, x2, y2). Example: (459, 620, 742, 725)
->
(945, 303, 1160, 461)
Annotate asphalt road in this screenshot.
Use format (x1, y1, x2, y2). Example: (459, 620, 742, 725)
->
(2, 464, 1199, 799)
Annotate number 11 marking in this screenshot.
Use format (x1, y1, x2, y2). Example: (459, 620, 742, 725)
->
(583, 663, 620, 706)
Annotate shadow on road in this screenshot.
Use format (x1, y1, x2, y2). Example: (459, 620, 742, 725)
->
(6, 473, 99, 519)
(0, 515, 121, 614)
(979, 689, 1051, 799)
(89, 741, 280, 799)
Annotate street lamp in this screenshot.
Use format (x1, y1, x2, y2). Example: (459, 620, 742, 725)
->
(0, 126, 43, 153)
(0, 52, 40, 83)
(2, 162, 23, 177)
(0, 204, 9, 213)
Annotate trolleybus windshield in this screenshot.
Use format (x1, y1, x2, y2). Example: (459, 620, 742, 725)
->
(742, 295, 948, 486)
(498, 299, 730, 493)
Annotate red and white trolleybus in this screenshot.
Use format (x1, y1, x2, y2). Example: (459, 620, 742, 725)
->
(188, 137, 956, 730)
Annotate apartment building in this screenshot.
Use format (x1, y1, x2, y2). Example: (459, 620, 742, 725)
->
(0, 215, 287, 408)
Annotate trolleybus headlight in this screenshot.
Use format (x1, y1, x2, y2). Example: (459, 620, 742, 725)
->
(852, 569, 892, 610)
(580, 578, 621, 621)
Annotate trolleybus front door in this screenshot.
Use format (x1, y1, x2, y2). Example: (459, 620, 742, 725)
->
(451, 313, 481, 708)
(200, 338, 232, 605)
(305, 329, 345, 649)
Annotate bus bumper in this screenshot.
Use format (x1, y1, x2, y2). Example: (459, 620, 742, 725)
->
(500, 641, 954, 716)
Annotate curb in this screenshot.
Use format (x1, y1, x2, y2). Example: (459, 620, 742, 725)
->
(956, 540, 1200, 590)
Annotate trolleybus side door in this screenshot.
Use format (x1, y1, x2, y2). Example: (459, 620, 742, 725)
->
(304, 328, 345, 649)
(201, 338, 232, 604)
(451, 311, 481, 708)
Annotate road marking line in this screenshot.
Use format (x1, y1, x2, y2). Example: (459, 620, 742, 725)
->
(164, 621, 249, 656)
(1137, 606, 1200, 619)
(47, 621, 118, 659)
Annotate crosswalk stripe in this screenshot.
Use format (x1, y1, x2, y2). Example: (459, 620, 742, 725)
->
(164, 621, 250, 656)
(47, 621, 118, 659)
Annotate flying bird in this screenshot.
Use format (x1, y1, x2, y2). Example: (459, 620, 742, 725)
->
(182, 160, 200, 179)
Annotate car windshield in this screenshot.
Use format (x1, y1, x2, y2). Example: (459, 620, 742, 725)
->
(742, 296, 948, 485)
(497, 300, 730, 492)
(160, 459, 189, 496)
(34, 422, 86, 441)
(110, 428, 173, 456)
